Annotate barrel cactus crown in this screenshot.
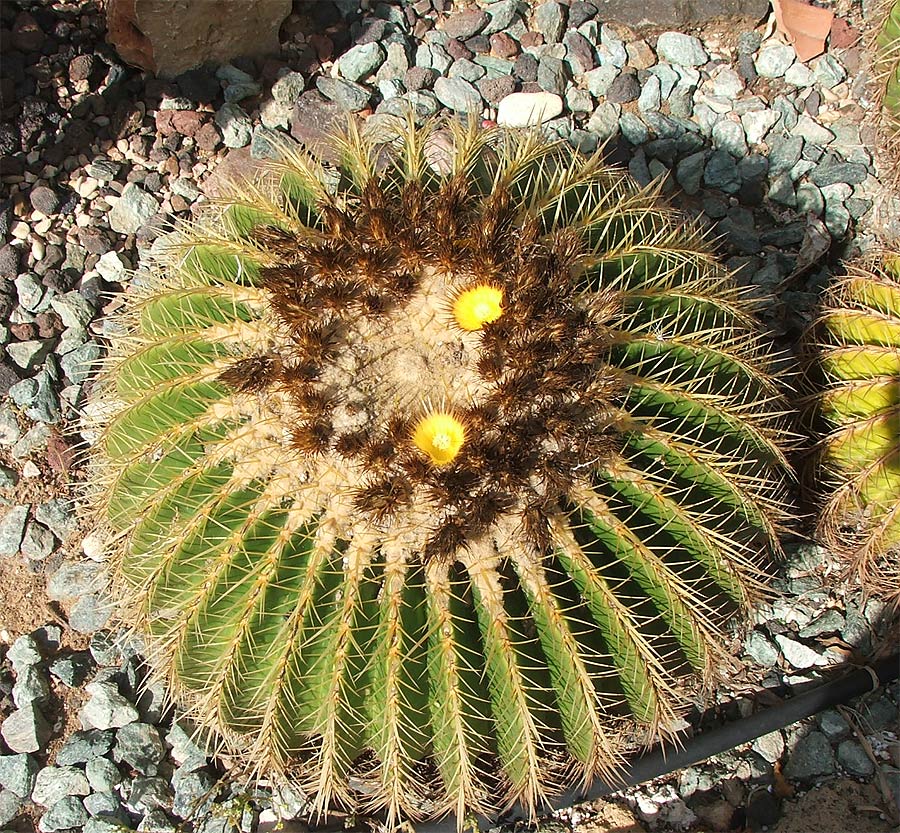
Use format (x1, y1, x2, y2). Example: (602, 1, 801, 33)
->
(814, 248, 900, 609)
(86, 119, 793, 825)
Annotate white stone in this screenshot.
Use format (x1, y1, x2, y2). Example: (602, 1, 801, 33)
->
(496, 92, 563, 127)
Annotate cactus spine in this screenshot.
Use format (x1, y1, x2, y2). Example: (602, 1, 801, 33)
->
(86, 119, 793, 825)
(815, 248, 900, 609)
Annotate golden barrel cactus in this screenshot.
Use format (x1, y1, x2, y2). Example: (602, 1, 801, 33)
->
(815, 248, 900, 609)
(85, 119, 793, 825)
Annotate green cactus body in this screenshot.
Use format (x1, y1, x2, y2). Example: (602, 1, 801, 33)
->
(87, 120, 792, 824)
(877, 2, 900, 115)
(817, 250, 900, 608)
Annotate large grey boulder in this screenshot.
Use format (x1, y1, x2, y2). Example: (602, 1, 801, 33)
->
(591, 0, 768, 28)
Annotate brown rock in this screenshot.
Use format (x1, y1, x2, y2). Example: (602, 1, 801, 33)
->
(290, 93, 345, 163)
(34, 312, 62, 339)
(68, 54, 96, 83)
(46, 430, 75, 477)
(202, 147, 266, 198)
(194, 122, 222, 153)
(106, 0, 292, 78)
(12, 11, 45, 53)
(490, 32, 519, 59)
(626, 39, 656, 69)
(443, 9, 488, 40)
(9, 323, 36, 341)
(519, 31, 544, 49)
(155, 109, 204, 137)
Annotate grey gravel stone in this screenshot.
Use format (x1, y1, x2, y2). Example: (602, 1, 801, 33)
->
(6, 339, 51, 371)
(89, 631, 121, 667)
(55, 729, 115, 766)
(813, 54, 846, 89)
(172, 767, 218, 818)
(48, 560, 106, 601)
(537, 55, 567, 95)
(0, 788, 22, 826)
(704, 149, 741, 191)
(127, 775, 174, 812)
(676, 151, 705, 195)
(32, 765, 91, 807)
(656, 32, 708, 67)
(433, 76, 482, 113)
(637, 74, 661, 112)
(138, 809, 178, 832)
(784, 730, 836, 779)
(619, 112, 649, 145)
(14, 273, 43, 312)
(810, 161, 869, 188)
(712, 119, 748, 157)
(83, 789, 124, 820)
(741, 109, 779, 146)
(85, 757, 123, 793)
(271, 71, 306, 107)
(7, 634, 41, 672)
(114, 722, 165, 776)
(0, 753, 39, 798)
(564, 30, 596, 75)
(768, 135, 804, 174)
(38, 795, 89, 832)
(34, 498, 74, 541)
(108, 183, 160, 235)
(837, 739, 875, 777)
(793, 114, 834, 145)
(0, 704, 50, 753)
(587, 101, 621, 140)
(795, 181, 825, 215)
(534, 1, 566, 43)
(449, 58, 485, 83)
(51, 290, 94, 330)
(336, 42, 385, 82)
(81, 680, 140, 730)
(752, 730, 785, 763)
(167, 721, 208, 771)
(745, 630, 779, 667)
(20, 520, 55, 561)
(12, 664, 50, 708)
(755, 42, 795, 78)
(584, 64, 618, 97)
(215, 103, 252, 148)
(49, 651, 94, 687)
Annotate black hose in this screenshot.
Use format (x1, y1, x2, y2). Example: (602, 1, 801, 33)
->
(417, 656, 899, 833)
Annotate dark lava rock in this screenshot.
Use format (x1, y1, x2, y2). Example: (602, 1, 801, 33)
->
(606, 70, 641, 103)
(174, 66, 221, 103)
(591, 0, 769, 27)
(0, 245, 19, 279)
(29, 185, 59, 215)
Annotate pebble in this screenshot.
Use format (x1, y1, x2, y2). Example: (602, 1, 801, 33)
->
(793, 114, 835, 145)
(336, 42, 385, 82)
(214, 103, 253, 148)
(32, 765, 91, 807)
(12, 664, 50, 708)
(114, 722, 165, 775)
(0, 504, 29, 556)
(0, 704, 51, 754)
(55, 729, 114, 766)
(38, 795, 89, 832)
(20, 520, 55, 561)
(837, 739, 875, 777)
(433, 76, 483, 113)
(85, 757, 122, 793)
(315, 77, 372, 112)
(755, 42, 796, 78)
(0, 789, 22, 826)
(0, 753, 39, 798)
(656, 32, 708, 67)
(712, 119, 748, 157)
(80, 680, 140, 730)
(784, 730, 836, 779)
(606, 71, 641, 103)
(533, 1, 566, 43)
(107, 182, 160, 235)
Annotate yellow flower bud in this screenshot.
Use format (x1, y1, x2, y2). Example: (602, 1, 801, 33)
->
(453, 284, 504, 331)
(412, 411, 465, 465)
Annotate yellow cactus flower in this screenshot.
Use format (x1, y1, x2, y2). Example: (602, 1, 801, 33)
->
(453, 284, 504, 331)
(412, 411, 465, 464)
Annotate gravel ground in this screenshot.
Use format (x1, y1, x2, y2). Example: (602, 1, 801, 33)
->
(0, 1, 899, 831)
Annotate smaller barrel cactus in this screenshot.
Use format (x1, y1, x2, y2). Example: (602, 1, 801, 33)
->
(84, 117, 794, 826)
(814, 248, 900, 608)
